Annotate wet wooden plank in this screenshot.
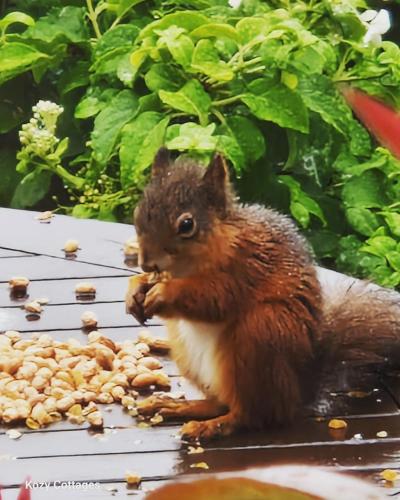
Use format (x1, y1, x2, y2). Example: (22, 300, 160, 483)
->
(0, 276, 130, 307)
(3, 440, 400, 487)
(0, 248, 36, 258)
(1, 481, 167, 499)
(7, 325, 167, 342)
(0, 208, 137, 271)
(0, 256, 133, 283)
(0, 301, 159, 332)
(2, 414, 400, 460)
(0, 377, 201, 435)
(312, 386, 399, 418)
(381, 374, 400, 407)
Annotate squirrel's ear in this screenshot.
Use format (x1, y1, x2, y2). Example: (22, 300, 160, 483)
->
(203, 153, 229, 211)
(152, 147, 170, 178)
(203, 153, 228, 187)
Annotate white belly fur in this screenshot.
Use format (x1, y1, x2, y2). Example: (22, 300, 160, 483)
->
(176, 319, 223, 397)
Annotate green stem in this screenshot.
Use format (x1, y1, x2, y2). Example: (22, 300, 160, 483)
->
(212, 108, 227, 126)
(244, 65, 266, 75)
(333, 73, 388, 83)
(333, 47, 352, 81)
(234, 56, 263, 71)
(213, 94, 244, 107)
(86, 0, 102, 39)
(54, 165, 86, 189)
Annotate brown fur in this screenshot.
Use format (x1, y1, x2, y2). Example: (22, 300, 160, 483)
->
(126, 151, 400, 441)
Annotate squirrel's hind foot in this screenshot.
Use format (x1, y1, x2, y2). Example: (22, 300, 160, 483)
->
(137, 397, 227, 421)
(181, 413, 238, 442)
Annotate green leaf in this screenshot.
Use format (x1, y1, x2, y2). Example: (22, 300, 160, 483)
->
(120, 113, 169, 186)
(23, 6, 88, 43)
(345, 208, 380, 236)
(91, 90, 139, 166)
(144, 63, 185, 92)
(290, 45, 326, 74)
(281, 71, 298, 90)
(298, 74, 371, 155)
(138, 11, 208, 40)
(92, 46, 132, 76)
(0, 148, 21, 205)
(159, 80, 211, 126)
(363, 236, 397, 258)
(386, 251, 400, 273)
(236, 17, 270, 44)
(331, 7, 366, 41)
(57, 61, 90, 95)
(190, 23, 240, 43)
(290, 201, 310, 228)
(242, 84, 309, 133)
(382, 212, 400, 238)
(75, 92, 111, 120)
(117, 53, 136, 86)
(167, 122, 216, 151)
(0, 11, 34, 32)
(0, 42, 49, 85)
(156, 26, 194, 68)
(279, 175, 326, 227)
(191, 39, 234, 82)
(10, 170, 51, 208)
(110, 0, 146, 17)
(129, 47, 149, 79)
(308, 230, 339, 259)
(0, 78, 28, 133)
(72, 204, 96, 219)
(138, 93, 162, 113)
(94, 25, 139, 59)
(371, 264, 400, 287)
(224, 116, 266, 163)
(120, 111, 163, 187)
(216, 135, 245, 172)
(342, 170, 388, 209)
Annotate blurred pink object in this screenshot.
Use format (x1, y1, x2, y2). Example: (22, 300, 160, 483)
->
(342, 86, 400, 159)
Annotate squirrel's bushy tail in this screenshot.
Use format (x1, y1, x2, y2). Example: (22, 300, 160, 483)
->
(317, 267, 400, 367)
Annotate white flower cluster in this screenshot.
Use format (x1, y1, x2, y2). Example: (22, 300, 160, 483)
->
(359, 9, 391, 45)
(19, 100, 64, 157)
(228, 0, 241, 8)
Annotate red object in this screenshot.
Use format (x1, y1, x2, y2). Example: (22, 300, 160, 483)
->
(342, 86, 400, 159)
(0, 478, 31, 500)
(17, 478, 31, 500)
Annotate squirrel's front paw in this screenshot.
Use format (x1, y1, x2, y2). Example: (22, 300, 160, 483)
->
(143, 282, 169, 319)
(125, 275, 155, 325)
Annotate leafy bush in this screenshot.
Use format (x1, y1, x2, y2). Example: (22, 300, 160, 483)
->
(1, 0, 400, 286)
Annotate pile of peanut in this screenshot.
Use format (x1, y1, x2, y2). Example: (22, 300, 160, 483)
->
(0, 330, 170, 430)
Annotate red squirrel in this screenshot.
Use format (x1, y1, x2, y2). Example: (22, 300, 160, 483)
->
(126, 148, 400, 441)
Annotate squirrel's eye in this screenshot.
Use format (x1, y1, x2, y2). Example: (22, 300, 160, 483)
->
(176, 213, 196, 238)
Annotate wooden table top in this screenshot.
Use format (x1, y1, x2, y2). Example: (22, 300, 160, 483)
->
(0, 207, 399, 499)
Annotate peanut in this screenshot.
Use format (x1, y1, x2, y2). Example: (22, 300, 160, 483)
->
(125, 471, 141, 487)
(123, 237, 139, 257)
(138, 357, 162, 370)
(87, 410, 103, 428)
(0, 330, 170, 430)
(9, 277, 29, 293)
(64, 239, 79, 253)
(5, 331, 21, 343)
(75, 282, 96, 294)
(131, 373, 158, 389)
(24, 301, 42, 314)
(81, 311, 98, 329)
